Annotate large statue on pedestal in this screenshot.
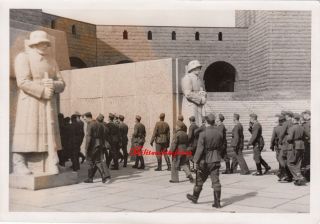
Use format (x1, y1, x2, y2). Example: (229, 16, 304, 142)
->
(181, 60, 207, 126)
(12, 30, 65, 175)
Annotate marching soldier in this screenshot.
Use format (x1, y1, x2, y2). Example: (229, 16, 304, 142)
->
(247, 113, 271, 176)
(83, 113, 111, 183)
(150, 113, 171, 171)
(230, 114, 250, 175)
(216, 114, 230, 174)
(105, 113, 121, 170)
(74, 112, 86, 163)
(169, 121, 194, 183)
(186, 114, 223, 208)
(70, 115, 81, 171)
(118, 115, 129, 167)
(301, 110, 310, 181)
(58, 113, 67, 166)
(188, 116, 199, 172)
(278, 111, 294, 182)
(270, 115, 286, 180)
(287, 113, 307, 186)
(131, 115, 146, 169)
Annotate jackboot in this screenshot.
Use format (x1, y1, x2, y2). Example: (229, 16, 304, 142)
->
(212, 190, 222, 208)
(84, 167, 97, 183)
(154, 159, 162, 171)
(260, 158, 271, 174)
(222, 161, 231, 174)
(123, 155, 128, 167)
(165, 156, 171, 171)
(252, 163, 263, 176)
(186, 186, 202, 203)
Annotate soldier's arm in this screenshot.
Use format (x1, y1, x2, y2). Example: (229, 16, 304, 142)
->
(279, 122, 288, 143)
(193, 133, 205, 164)
(133, 124, 138, 138)
(188, 126, 194, 143)
(248, 124, 259, 145)
(232, 126, 240, 147)
(167, 125, 170, 145)
(170, 133, 178, 153)
(150, 123, 158, 145)
(14, 53, 45, 99)
(53, 61, 65, 93)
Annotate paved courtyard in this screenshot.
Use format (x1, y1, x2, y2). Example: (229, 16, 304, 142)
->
(10, 151, 309, 213)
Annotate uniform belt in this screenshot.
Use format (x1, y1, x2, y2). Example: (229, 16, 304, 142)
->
(206, 147, 218, 151)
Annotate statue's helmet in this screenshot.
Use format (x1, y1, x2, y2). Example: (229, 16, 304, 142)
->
(187, 60, 202, 73)
(28, 30, 51, 47)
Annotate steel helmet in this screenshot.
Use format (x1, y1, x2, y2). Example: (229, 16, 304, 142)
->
(28, 30, 51, 47)
(187, 60, 202, 73)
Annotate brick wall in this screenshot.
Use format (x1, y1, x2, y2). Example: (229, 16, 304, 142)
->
(235, 10, 256, 28)
(268, 11, 311, 96)
(10, 9, 43, 26)
(96, 25, 249, 92)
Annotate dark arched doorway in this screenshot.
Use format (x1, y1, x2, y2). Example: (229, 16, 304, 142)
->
(116, 60, 133, 64)
(69, 57, 87, 69)
(203, 61, 236, 92)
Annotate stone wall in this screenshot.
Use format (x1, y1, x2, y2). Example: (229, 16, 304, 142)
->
(60, 58, 184, 153)
(96, 25, 249, 92)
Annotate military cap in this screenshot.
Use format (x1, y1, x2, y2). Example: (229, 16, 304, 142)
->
(293, 113, 301, 120)
(109, 113, 115, 119)
(114, 113, 119, 118)
(303, 110, 311, 115)
(278, 115, 286, 122)
(83, 112, 92, 118)
(74, 111, 81, 116)
(136, 115, 141, 121)
(218, 114, 225, 122)
(96, 113, 104, 122)
(178, 115, 184, 121)
(286, 111, 294, 117)
(233, 113, 240, 120)
(119, 115, 125, 120)
(206, 113, 216, 123)
(189, 116, 196, 122)
(71, 114, 77, 120)
(281, 110, 287, 116)
(250, 113, 258, 120)
(160, 113, 165, 119)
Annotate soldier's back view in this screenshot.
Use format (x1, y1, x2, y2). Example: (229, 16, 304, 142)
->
(150, 113, 171, 171)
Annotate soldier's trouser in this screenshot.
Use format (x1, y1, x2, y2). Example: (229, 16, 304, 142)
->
(232, 147, 249, 174)
(253, 145, 261, 164)
(134, 144, 145, 167)
(109, 143, 119, 168)
(156, 143, 171, 166)
(287, 149, 304, 181)
(279, 147, 293, 178)
(195, 162, 221, 191)
(71, 146, 81, 171)
(301, 143, 310, 169)
(87, 148, 110, 179)
(121, 142, 128, 159)
(171, 158, 191, 182)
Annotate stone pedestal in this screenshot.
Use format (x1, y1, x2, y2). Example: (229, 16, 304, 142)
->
(10, 171, 78, 190)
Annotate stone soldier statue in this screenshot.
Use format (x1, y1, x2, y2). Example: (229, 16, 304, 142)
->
(287, 113, 307, 186)
(83, 113, 111, 183)
(169, 121, 194, 183)
(230, 114, 250, 175)
(131, 115, 146, 169)
(118, 115, 129, 167)
(181, 60, 207, 126)
(12, 30, 65, 175)
(216, 114, 231, 174)
(247, 113, 271, 176)
(186, 114, 223, 208)
(150, 113, 171, 171)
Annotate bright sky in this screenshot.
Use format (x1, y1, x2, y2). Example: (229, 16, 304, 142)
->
(43, 9, 235, 27)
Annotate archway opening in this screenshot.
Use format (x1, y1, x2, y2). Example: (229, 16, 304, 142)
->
(203, 61, 236, 92)
(69, 57, 87, 69)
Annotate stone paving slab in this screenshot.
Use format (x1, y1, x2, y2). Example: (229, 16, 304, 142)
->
(9, 151, 310, 213)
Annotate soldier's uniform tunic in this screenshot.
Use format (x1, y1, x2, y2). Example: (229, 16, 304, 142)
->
(279, 120, 294, 179)
(217, 122, 230, 173)
(105, 121, 121, 169)
(119, 121, 129, 167)
(132, 122, 146, 168)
